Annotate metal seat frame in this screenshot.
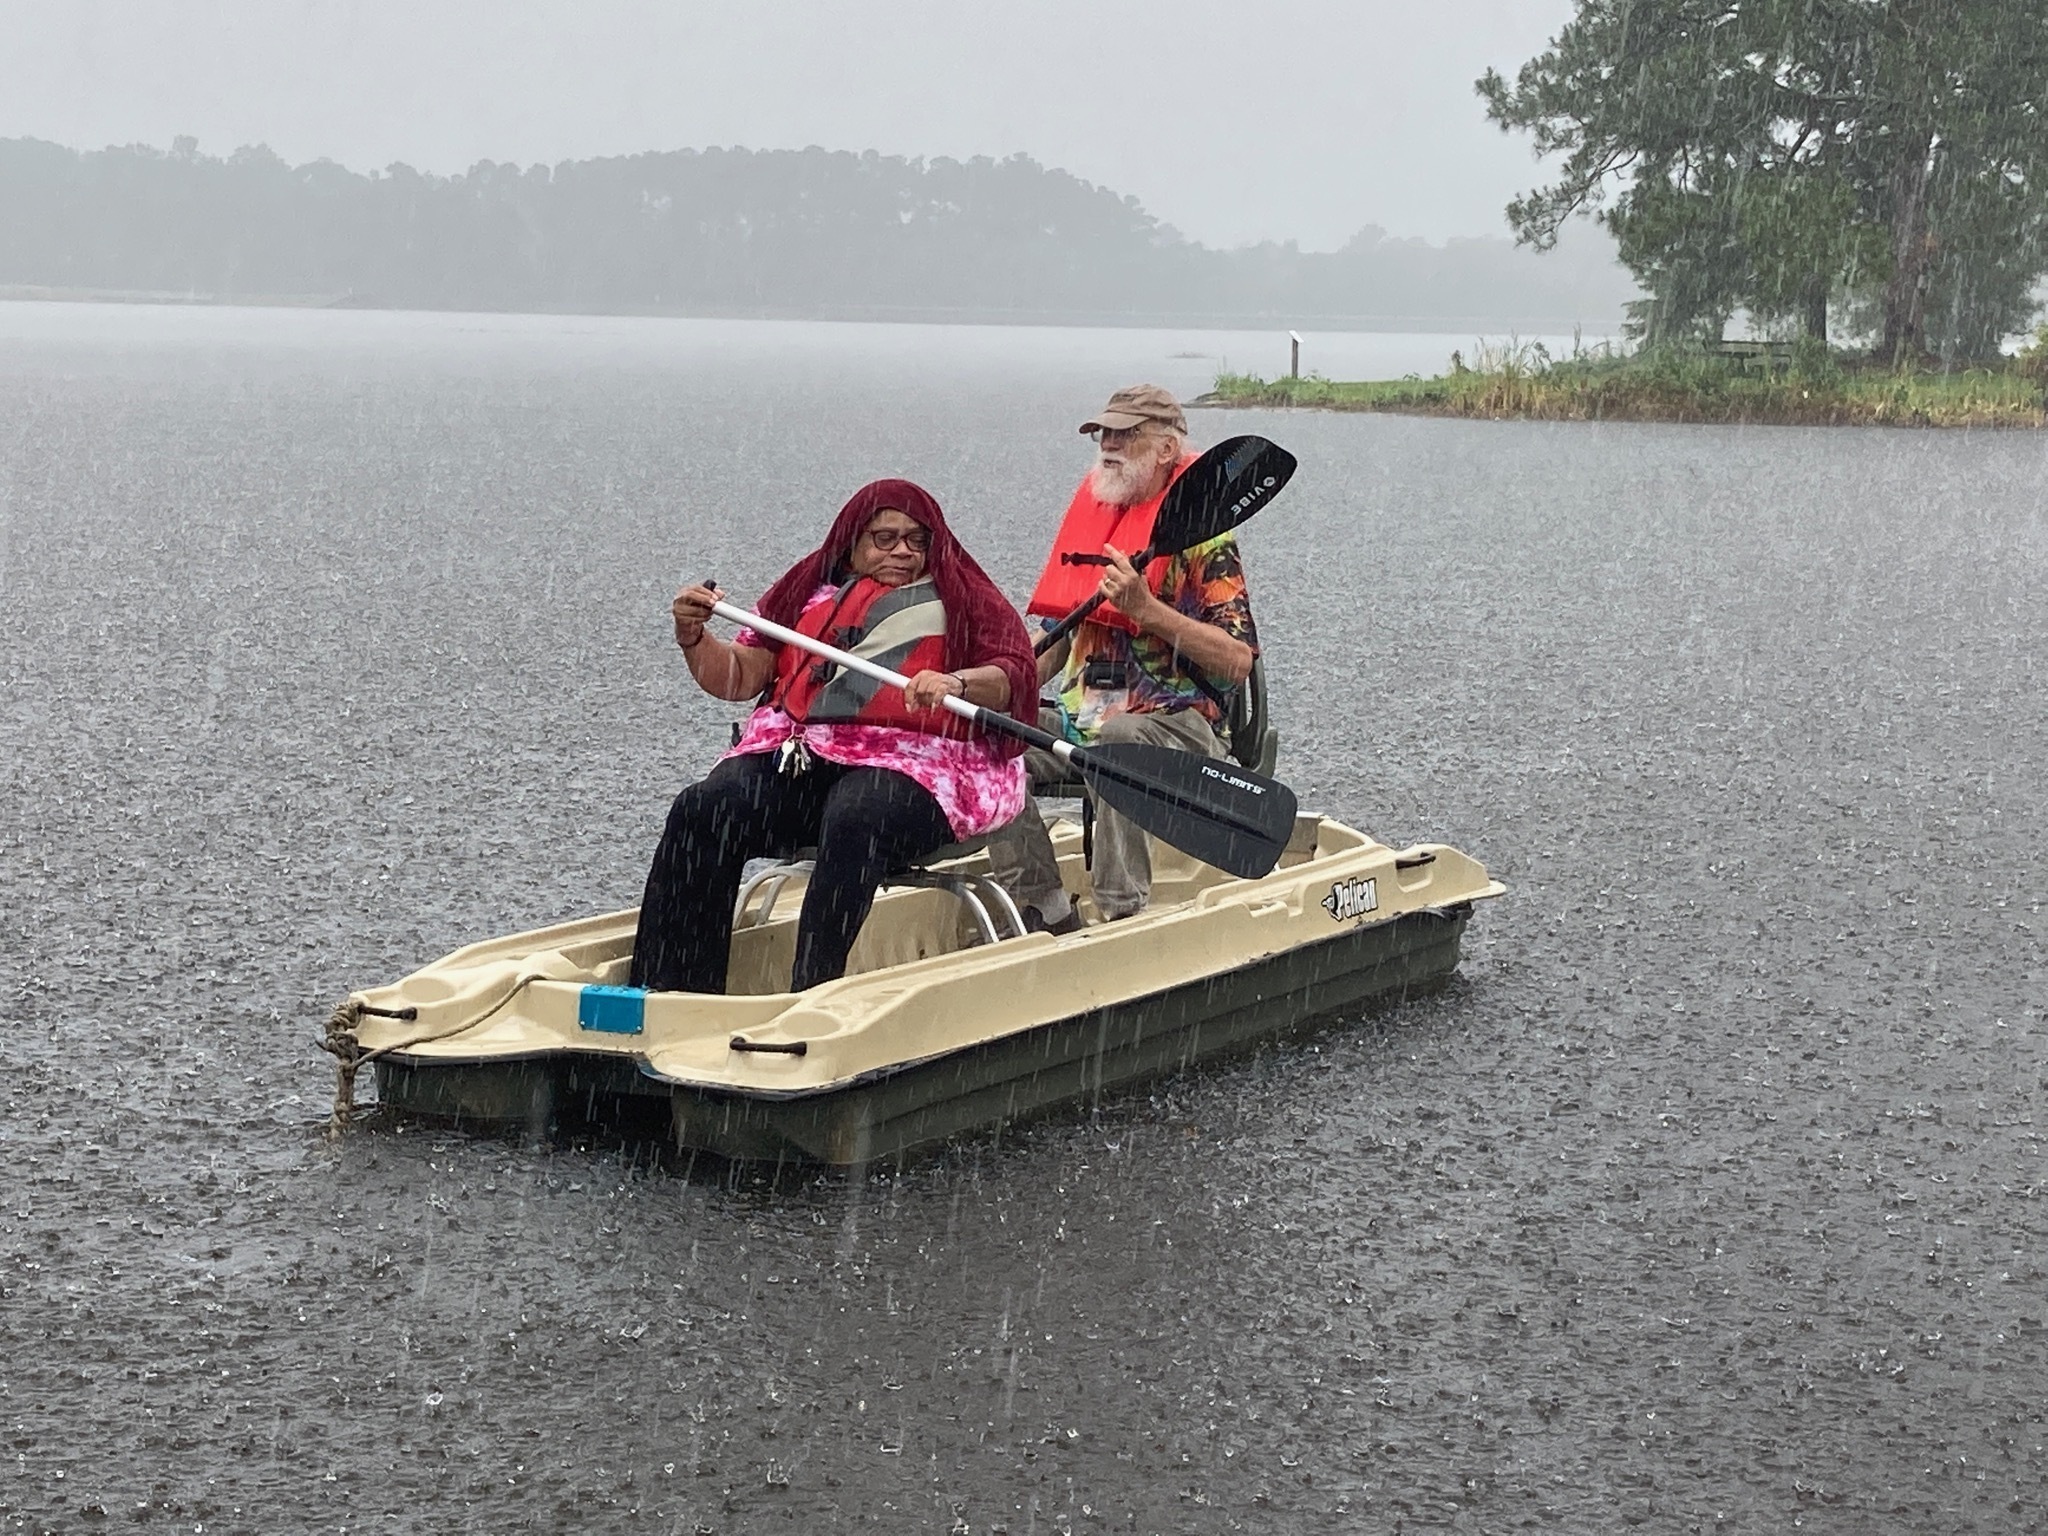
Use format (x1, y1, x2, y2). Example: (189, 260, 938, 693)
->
(733, 833, 1028, 947)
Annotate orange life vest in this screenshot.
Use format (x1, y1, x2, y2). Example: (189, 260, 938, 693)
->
(770, 576, 969, 737)
(1024, 455, 1197, 637)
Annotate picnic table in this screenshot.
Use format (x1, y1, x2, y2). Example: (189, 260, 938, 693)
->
(1713, 339, 1798, 371)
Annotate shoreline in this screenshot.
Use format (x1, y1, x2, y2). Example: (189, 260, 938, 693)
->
(1199, 369, 2048, 430)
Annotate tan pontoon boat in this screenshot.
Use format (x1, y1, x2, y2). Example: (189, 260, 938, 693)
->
(328, 813, 1504, 1164)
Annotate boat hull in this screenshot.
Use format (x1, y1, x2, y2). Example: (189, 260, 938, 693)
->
(373, 902, 1473, 1164)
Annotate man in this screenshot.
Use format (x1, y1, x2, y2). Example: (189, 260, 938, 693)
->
(988, 383, 1258, 929)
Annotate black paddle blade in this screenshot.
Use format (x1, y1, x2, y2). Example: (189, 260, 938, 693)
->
(1073, 742, 1299, 881)
(1151, 434, 1297, 552)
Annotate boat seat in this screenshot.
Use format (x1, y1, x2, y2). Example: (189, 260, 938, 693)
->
(732, 830, 1028, 947)
(1230, 653, 1280, 778)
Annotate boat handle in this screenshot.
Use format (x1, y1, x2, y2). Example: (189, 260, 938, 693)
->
(1393, 849, 1437, 871)
(730, 1036, 808, 1056)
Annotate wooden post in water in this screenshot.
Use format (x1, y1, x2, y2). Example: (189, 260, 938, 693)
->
(1289, 330, 1302, 379)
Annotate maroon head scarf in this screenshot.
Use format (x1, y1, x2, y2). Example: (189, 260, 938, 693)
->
(753, 478, 1036, 758)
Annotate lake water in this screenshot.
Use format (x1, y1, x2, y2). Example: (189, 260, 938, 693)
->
(2, 302, 2045, 1533)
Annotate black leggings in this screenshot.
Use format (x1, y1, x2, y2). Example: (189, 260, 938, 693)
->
(628, 750, 954, 994)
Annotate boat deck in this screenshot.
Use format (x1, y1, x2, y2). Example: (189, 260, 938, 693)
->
(340, 814, 1503, 1162)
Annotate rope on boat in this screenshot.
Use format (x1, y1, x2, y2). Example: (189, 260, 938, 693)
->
(318, 973, 551, 1137)
(320, 998, 367, 1139)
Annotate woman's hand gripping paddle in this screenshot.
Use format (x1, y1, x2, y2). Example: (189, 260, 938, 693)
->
(709, 597, 1298, 881)
(1032, 434, 1296, 658)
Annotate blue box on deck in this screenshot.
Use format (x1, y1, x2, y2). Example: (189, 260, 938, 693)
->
(578, 984, 646, 1035)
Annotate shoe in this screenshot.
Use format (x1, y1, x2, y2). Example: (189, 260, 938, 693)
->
(1021, 904, 1083, 936)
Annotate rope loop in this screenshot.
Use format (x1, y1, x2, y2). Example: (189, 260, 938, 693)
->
(319, 998, 365, 1139)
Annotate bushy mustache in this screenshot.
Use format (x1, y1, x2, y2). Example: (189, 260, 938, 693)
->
(1090, 456, 1149, 506)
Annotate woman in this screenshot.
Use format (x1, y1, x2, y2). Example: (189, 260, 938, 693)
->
(629, 479, 1035, 994)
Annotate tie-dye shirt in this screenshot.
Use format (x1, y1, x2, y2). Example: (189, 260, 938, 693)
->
(1049, 533, 1258, 745)
(723, 584, 1028, 840)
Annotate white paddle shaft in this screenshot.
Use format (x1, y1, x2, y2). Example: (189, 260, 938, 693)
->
(707, 596, 1077, 762)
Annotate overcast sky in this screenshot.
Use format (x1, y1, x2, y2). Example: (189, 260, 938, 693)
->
(0, 0, 1582, 251)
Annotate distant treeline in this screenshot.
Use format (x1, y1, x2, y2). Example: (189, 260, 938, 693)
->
(0, 136, 1636, 326)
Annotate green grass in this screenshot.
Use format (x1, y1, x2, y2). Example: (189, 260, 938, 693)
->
(1208, 341, 2048, 428)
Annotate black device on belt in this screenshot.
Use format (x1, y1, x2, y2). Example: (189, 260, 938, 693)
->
(1081, 656, 1129, 690)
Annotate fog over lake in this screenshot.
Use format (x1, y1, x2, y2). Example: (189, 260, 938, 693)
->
(2, 304, 2044, 1532)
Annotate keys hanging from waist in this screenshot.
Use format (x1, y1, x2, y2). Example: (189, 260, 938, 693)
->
(776, 734, 813, 776)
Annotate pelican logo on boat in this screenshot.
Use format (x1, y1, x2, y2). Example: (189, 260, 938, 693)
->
(1199, 762, 1266, 795)
(1322, 876, 1378, 922)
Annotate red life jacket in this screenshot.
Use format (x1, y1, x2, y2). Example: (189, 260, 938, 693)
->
(770, 576, 970, 738)
(1024, 454, 1197, 637)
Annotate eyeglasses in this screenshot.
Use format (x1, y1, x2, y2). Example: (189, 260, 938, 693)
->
(1091, 426, 1149, 448)
(863, 525, 931, 552)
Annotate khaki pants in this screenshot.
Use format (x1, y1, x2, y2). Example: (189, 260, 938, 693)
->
(985, 705, 1225, 923)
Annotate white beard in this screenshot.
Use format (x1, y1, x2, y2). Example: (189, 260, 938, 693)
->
(1090, 456, 1152, 507)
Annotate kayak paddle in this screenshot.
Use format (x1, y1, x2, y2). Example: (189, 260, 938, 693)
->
(709, 597, 1299, 881)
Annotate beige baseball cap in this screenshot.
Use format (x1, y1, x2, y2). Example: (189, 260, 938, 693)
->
(1077, 383, 1187, 435)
